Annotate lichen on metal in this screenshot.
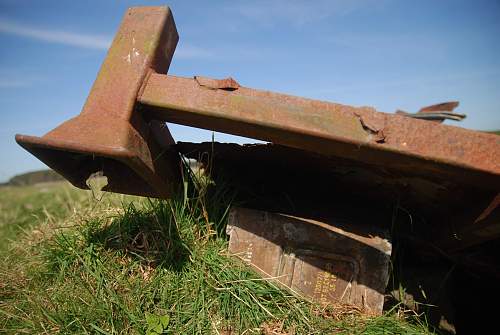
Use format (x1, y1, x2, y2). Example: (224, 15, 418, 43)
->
(15, 5, 500, 202)
(16, 6, 181, 198)
(139, 73, 499, 190)
(13, 4, 500, 303)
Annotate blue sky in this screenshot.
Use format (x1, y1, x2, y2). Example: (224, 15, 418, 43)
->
(0, 0, 499, 181)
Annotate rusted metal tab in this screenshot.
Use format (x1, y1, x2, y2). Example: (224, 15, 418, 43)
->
(15, 6, 181, 198)
(439, 192, 500, 252)
(420, 101, 460, 113)
(475, 193, 500, 224)
(194, 76, 240, 91)
(140, 74, 500, 190)
(227, 207, 392, 315)
(396, 101, 465, 123)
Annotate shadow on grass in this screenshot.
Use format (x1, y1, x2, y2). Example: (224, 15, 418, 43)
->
(46, 165, 237, 276)
(83, 201, 192, 272)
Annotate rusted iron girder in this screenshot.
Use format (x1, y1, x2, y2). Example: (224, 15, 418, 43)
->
(15, 5, 500, 200)
(16, 6, 181, 198)
(139, 74, 500, 190)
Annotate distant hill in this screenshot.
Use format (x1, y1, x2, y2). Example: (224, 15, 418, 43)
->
(1, 129, 497, 187)
(1, 170, 64, 187)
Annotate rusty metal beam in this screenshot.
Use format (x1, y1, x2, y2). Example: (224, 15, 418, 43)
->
(16, 6, 181, 198)
(139, 74, 500, 189)
(14, 5, 499, 203)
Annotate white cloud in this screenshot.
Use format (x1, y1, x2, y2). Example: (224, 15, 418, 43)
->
(0, 18, 111, 50)
(0, 18, 215, 60)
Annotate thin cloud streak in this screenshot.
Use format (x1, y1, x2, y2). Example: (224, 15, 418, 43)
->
(0, 19, 111, 49)
(0, 18, 216, 60)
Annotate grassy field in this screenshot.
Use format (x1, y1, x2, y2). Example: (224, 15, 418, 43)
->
(0, 174, 437, 334)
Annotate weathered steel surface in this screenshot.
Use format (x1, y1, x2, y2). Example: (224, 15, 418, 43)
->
(14, 5, 499, 216)
(16, 6, 181, 198)
(139, 74, 500, 190)
(15, 6, 500, 199)
(227, 207, 392, 314)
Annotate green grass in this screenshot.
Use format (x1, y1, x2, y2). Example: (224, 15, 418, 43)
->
(0, 175, 437, 334)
